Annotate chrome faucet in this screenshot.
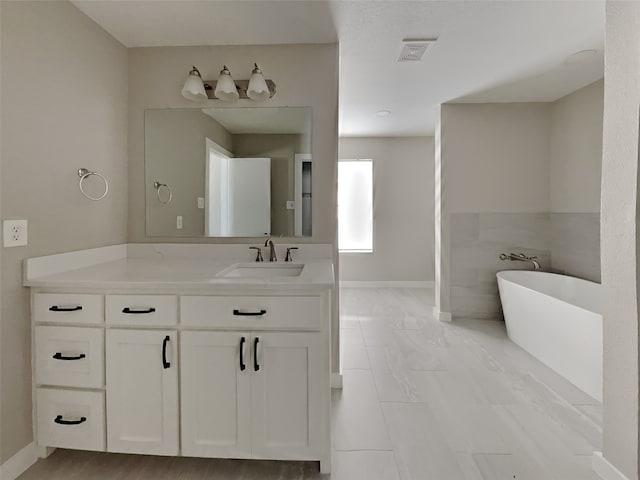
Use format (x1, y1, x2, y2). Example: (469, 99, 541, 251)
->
(264, 238, 277, 262)
(499, 252, 541, 270)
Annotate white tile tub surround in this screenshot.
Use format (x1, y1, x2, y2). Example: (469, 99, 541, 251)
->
(450, 213, 551, 320)
(497, 270, 602, 402)
(450, 212, 601, 321)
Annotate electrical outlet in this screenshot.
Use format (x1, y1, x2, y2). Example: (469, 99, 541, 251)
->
(4, 219, 28, 247)
(176, 216, 183, 230)
(286, 200, 295, 210)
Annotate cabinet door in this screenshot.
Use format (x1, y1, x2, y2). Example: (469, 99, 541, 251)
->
(250, 332, 322, 460)
(181, 331, 251, 458)
(106, 329, 178, 455)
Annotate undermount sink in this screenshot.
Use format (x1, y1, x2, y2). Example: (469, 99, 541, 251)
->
(218, 263, 305, 278)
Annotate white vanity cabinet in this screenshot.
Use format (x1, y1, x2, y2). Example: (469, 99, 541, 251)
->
(32, 293, 106, 452)
(180, 330, 323, 461)
(249, 331, 323, 460)
(180, 331, 252, 458)
(180, 294, 327, 464)
(106, 329, 179, 455)
(31, 286, 332, 473)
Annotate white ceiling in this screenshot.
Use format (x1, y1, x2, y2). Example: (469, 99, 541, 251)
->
(72, 0, 605, 137)
(202, 107, 311, 135)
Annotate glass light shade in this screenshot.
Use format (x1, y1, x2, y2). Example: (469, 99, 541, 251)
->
(214, 66, 239, 102)
(247, 63, 270, 101)
(181, 66, 207, 102)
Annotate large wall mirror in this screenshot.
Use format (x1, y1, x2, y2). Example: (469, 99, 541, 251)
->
(145, 107, 312, 237)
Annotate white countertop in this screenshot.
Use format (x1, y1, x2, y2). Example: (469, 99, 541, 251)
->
(23, 244, 335, 291)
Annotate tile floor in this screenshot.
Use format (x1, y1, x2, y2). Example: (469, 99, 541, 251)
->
(19, 287, 602, 480)
(335, 287, 601, 480)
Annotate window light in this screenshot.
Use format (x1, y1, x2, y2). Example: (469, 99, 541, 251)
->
(338, 160, 373, 252)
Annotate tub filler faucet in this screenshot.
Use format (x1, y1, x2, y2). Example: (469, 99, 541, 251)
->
(499, 252, 541, 270)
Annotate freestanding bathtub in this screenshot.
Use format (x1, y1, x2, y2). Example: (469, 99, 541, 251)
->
(496, 270, 602, 401)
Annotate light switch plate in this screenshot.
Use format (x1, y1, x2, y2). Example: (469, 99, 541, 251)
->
(4, 219, 28, 247)
(197, 197, 205, 209)
(286, 200, 295, 210)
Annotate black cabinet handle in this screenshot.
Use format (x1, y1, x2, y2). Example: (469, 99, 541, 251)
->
(122, 307, 156, 314)
(49, 305, 82, 312)
(54, 415, 87, 426)
(239, 336, 246, 371)
(162, 335, 171, 369)
(254, 337, 260, 371)
(53, 352, 86, 361)
(233, 309, 266, 317)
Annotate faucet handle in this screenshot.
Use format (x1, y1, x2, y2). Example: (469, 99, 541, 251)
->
(249, 246, 263, 262)
(285, 247, 299, 262)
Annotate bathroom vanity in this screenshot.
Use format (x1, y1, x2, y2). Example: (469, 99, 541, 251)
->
(24, 244, 334, 473)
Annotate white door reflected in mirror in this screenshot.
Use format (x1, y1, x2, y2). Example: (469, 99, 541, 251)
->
(206, 144, 271, 237)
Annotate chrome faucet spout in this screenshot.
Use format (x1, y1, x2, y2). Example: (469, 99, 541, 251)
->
(264, 238, 277, 262)
(499, 252, 541, 270)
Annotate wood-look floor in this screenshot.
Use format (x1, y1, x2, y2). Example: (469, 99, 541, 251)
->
(19, 287, 602, 480)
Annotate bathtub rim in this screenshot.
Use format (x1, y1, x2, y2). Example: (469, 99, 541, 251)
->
(496, 269, 601, 317)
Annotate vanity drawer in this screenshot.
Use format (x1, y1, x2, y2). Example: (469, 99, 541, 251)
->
(35, 326, 104, 388)
(181, 296, 322, 330)
(34, 294, 103, 324)
(106, 295, 177, 326)
(37, 388, 105, 451)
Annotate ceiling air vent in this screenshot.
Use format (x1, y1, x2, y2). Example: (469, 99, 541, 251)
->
(397, 39, 437, 62)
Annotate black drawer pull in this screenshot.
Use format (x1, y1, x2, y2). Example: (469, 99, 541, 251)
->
(239, 336, 246, 371)
(233, 309, 266, 317)
(122, 307, 156, 314)
(53, 352, 86, 361)
(49, 305, 82, 312)
(254, 337, 260, 371)
(54, 415, 87, 426)
(162, 335, 171, 369)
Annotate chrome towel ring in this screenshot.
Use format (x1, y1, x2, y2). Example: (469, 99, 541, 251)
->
(77, 168, 109, 201)
(154, 181, 173, 205)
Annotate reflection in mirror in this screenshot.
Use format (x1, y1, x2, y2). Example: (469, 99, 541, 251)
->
(145, 107, 312, 237)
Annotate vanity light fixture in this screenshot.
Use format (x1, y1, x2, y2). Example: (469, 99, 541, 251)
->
(181, 63, 276, 102)
(181, 66, 208, 102)
(246, 63, 270, 101)
(213, 65, 240, 102)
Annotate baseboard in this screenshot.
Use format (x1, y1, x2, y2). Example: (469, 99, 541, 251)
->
(339, 281, 434, 288)
(331, 372, 343, 389)
(432, 306, 452, 322)
(0, 442, 38, 480)
(592, 452, 630, 480)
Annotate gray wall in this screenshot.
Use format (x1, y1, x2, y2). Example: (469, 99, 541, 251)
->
(601, 2, 640, 478)
(338, 137, 434, 282)
(145, 109, 232, 237)
(127, 45, 341, 373)
(549, 80, 603, 283)
(436, 104, 552, 318)
(233, 134, 306, 237)
(0, 0, 128, 462)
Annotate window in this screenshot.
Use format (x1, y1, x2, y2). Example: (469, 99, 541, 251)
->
(338, 160, 373, 252)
